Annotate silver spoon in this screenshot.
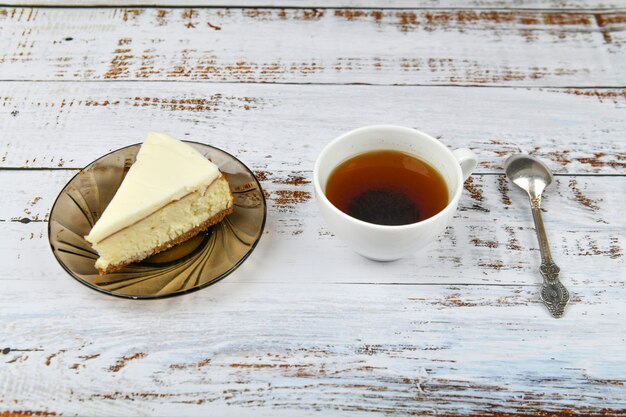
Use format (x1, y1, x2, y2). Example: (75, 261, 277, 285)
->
(505, 154, 570, 318)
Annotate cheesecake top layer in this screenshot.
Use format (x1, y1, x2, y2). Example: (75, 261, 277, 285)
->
(85, 132, 220, 243)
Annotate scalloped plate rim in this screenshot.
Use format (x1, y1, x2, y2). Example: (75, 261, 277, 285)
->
(47, 141, 267, 300)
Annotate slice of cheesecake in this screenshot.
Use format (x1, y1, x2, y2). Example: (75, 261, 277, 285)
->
(85, 132, 234, 274)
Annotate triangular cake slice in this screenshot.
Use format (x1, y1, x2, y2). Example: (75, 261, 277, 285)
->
(85, 132, 234, 274)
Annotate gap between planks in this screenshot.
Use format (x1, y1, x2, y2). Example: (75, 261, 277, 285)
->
(0, 3, 626, 13)
(0, 79, 625, 89)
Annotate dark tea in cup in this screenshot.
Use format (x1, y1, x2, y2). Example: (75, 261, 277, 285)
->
(314, 125, 477, 260)
(325, 150, 448, 226)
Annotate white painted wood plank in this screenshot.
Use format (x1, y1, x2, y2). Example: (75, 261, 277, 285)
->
(0, 4, 623, 416)
(2, 1, 625, 10)
(1, 171, 623, 286)
(1, 82, 625, 174)
(0, 7, 624, 86)
(1, 279, 625, 415)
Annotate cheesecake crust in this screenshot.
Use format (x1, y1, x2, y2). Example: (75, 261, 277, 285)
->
(96, 203, 234, 275)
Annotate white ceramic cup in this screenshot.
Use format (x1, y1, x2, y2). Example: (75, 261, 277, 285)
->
(313, 125, 478, 261)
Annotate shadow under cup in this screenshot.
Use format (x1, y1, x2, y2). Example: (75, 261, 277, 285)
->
(313, 125, 476, 261)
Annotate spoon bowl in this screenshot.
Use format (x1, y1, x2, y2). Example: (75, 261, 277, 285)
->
(504, 154, 553, 199)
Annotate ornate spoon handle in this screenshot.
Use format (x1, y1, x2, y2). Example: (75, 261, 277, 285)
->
(531, 198, 570, 318)
(539, 261, 570, 318)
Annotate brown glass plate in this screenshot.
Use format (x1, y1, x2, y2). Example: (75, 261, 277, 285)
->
(48, 142, 266, 299)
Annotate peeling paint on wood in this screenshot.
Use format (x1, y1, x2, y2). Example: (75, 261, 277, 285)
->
(44, 349, 65, 366)
(0, 82, 625, 174)
(272, 190, 312, 211)
(1, 282, 625, 414)
(568, 178, 602, 211)
(69, 353, 100, 370)
(0, 2, 624, 415)
(170, 358, 211, 369)
(332, 9, 606, 33)
(1, 1, 626, 8)
(0, 171, 623, 287)
(0, 8, 624, 85)
(562, 89, 626, 104)
(108, 352, 147, 372)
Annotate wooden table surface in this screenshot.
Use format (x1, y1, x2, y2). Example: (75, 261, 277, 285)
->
(1, 1, 625, 416)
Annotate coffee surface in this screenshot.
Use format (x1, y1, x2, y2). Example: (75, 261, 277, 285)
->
(325, 150, 448, 226)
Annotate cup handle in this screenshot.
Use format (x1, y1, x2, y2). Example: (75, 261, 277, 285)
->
(452, 148, 478, 181)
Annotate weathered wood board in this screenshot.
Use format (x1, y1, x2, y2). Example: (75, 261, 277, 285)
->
(3, 1, 626, 9)
(1, 279, 625, 416)
(0, 170, 623, 287)
(1, 82, 625, 174)
(1, 2, 625, 416)
(0, 7, 625, 86)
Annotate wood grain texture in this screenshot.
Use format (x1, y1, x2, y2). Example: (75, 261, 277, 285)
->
(1, 82, 625, 174)
(0, 170, 623, 287)
(2, 1, 625, 9)
(1, 2, 625, 415)
(1, 279, 625, 416)
(0, 7, 625, 86)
